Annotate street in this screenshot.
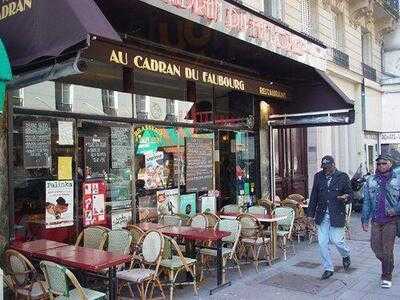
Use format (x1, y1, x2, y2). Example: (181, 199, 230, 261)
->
(172, 213, 400, 300)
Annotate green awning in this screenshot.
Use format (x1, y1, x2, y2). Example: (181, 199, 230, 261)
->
(0, 39, 12, 114)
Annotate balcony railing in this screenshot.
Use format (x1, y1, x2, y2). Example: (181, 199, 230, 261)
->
(362, 63, 377, 82)
(332, 48, 349, 69)
(378, 0, 399, 19)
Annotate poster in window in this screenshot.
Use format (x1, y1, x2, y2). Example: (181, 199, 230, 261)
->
(138, 151, 165, 189)
(156, 188, 179, 215)
(179, 194, 196, 217)
(45, 181, 74, 228)
(23, 121, 52, 169)
(111, 210, 132, 230)
(201, 196, 216, 213)
(58, 121, 74, 146)
(82, 180, 106, 226)
(84, 135, 109, 178)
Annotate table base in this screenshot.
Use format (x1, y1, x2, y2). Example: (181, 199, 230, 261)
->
(209, 281, 231, 295)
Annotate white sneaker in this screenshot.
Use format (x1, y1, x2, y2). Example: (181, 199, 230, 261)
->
(381, 280, 392, 288)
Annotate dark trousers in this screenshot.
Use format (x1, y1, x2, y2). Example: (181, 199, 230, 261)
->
(371, 220, 396, 280)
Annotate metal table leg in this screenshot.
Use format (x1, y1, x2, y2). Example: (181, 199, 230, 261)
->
(209, 239, 231, 295)
(109, 267, 117, 300)
(271, 221, 277, 259)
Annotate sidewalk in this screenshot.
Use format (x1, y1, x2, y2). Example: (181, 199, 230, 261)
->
(174, 213, 400, 300)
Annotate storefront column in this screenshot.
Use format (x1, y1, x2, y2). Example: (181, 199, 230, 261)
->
(0, 108, 8, 256)
(259, 101, 270, 199)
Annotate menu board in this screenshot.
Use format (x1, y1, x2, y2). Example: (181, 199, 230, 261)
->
(111, 127, 132, 169)
(84, 135, 109, 178)
(23, 121, 52, 169)
(185, 138, 213, 192)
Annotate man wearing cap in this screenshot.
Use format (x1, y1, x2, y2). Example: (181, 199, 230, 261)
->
(307, 155, 352, 280)
(362, 154, 400, 289)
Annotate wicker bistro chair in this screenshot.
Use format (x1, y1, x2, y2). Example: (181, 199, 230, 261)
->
(220, 204, 240, 213)
(117, 230, 165, 300)
(248, 205, 267, 215)
(204, 212, 221, 229)
(106, 229, 133, 255)
(159, 236, 198, 300)
(189, 213, 208, 229)
(199, 219, 242, 283)
(40, 260, 106, 300)
(4, 249, 48, 300)
(159, 215, 183, 227)
(273, 207, 296, 260)
(237, 214, 272, 271)
(75, 226, 109, 250)
(126, 225, 145, 250)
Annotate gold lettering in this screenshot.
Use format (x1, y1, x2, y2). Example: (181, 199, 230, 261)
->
(133, 55, 144, 68)
(25, 0, 32, 9)
(142, 58, 151, 71)
(173, 65, 181, 77)
(159, 61, 167, 73)
(118, 51, 128, 65)
(110, 50, 120, 64)
(259, 87, 286, 99)
(16, 1, 24, 14)
(9, 2, 16, 16)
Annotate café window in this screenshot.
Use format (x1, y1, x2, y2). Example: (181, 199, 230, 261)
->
(133, 71, 214, 124)
(134, 124, 216, 221)
(12, 115, 76, 242)
(214, 87, 255, 128)
(16, 81, 57, 111)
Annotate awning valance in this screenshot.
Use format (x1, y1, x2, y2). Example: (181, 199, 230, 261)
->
(0, 0, 121, 68)
(0, 38, 12, 113)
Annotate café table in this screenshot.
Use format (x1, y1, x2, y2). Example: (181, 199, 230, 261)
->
(11, 239, 131, 300)
(218, 212, 287, 259)
(159, 226, 231, 295)
(136, 222, 169, 231)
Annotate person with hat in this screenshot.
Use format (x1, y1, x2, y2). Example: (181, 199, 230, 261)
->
(362, 154, 400, 289)
(307, 155, 352, 280)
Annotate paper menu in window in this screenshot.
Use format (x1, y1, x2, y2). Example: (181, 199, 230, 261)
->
(58, 121, 74, 145)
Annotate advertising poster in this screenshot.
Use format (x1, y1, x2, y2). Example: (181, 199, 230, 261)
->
(45, 181, 74, 229)
(138, 151, 165, 189)
(179, 194, 196, 217)
(201, 196, 217, 213)
(156, 188, 179, 215)
(83, 180, 106, 226)
(111, 210, 132, 230)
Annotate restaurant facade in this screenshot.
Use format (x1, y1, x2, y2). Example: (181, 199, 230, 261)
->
(0, 0, 354, 247)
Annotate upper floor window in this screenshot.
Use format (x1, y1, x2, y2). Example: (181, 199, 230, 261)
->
(362, 30, 373, 66)
(242, 0, 264, 13)
(301, 0, 318, 37)
(102, 90, 119, 116)
(332, 10, 345, 50)
(265, 0, 283, 20)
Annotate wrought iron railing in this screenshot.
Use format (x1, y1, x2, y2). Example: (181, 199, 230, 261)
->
(332, 48, 349, 69)
(378, 0, 399, 19)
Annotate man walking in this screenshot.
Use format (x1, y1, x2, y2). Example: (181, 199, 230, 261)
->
(362, 154, 400, 289)
(307, 155, 352, 280)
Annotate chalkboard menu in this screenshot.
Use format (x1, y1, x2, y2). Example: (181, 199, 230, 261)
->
(84, 135, 109, 178)
(185, 138, 213, 192)
(111, 127, 132, 169)
(23, 121, 52, 169)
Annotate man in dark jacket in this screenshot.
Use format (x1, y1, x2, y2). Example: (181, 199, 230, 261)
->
(307, 155, 352, 280)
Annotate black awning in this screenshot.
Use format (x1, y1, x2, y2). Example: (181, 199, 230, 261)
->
(0, 0, 121, 68)
(267, 68, 355, 127)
